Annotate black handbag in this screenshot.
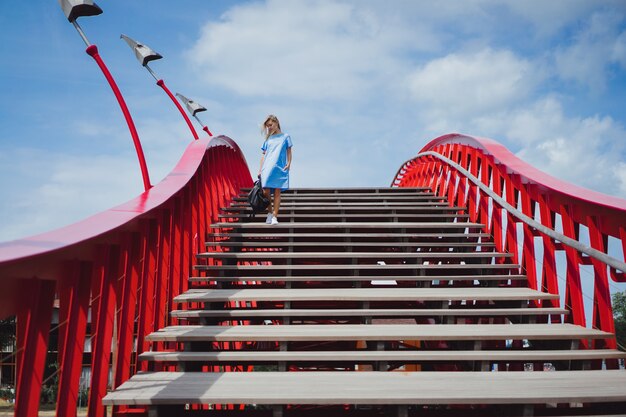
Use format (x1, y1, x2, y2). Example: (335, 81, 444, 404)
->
(247, 179, 270, 214)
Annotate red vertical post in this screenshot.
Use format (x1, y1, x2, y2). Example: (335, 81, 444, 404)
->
(587, 216, 616, 350)
(503, 175, 519, 266)
(136, 220, 159, 372)
(56, 261, 92, 417)
(467, 150, 478, 223)
(88, 245, 120, 417)
(491, 169, 504, 255)
(14, 278, 56, 417)
(537, 195, 560, 323)
(113, 233, 141, 389)
(560, 205, 587, 330)
(478, 155, 491, 232)
(519, 183, 538, 291)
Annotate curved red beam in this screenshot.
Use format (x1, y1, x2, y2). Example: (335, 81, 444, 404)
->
(86, 45, 152, 191)
(0, 135, 246, 278)
(156, 79, 200, 140)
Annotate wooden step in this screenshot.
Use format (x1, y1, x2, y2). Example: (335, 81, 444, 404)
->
(219, 213, 469, 220)
(238, 191, 435, 197)
(170, 307, 566, 319)
(208, 241, 496, 249)
(188, 273, 524, 283)
(145, 324, 610, 343)
(232, 196, 444, 202)
(194, 263, 521, 272)
(102, 370, 626, 406)
(196, 251, 511, 260)
(207, 232, 491, 239)
(231, 201, 448, 207)
(239, 187, 432, 194)
(210, 222, 485, 230)
(222, 205, 463, 212)
(138, 349, 625, 363)
(174, 288, 558, 303)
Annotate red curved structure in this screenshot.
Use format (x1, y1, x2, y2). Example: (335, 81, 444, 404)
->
(2, 132, 626, 416)
(392, 133, 626, 345)
(0, 136, 251, 417)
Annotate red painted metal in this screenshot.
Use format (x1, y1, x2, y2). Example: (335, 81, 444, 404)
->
(14, 278, 56, 417)
(86, 44, 152, 191)
(0, 136, 251, 417)
(56, 261, 91, 417)
(203, 125, 213, 137)
(156, 79, 200, 140)
(393, 133, 626, 342)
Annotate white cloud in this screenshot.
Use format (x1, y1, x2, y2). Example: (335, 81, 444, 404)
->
(408, 48, 540, 131)
(505, 0, 609, 37)
(554, 11, 626, 91)
(187, 0, 424, 100)
(613, 30, 626, 69)
(510, 98, 626, 197)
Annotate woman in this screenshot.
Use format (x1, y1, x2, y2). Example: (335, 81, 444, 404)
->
(258, 114, 293, 225)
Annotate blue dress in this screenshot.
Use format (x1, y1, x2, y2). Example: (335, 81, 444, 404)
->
(260, 133, 293, 190)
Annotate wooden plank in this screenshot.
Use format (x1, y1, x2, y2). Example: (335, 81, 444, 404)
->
(173, 287, 555, 303)
(220, 213, 469, 220)
(239, 191, 435, 197)
(233, 196, 444, 202)
(138, 349, 626, 363)
(209, 241, 497, 248)
(207, 232, 491, 239)
(102, 370, 626, 405)
(170, 307, 567, 318)
(222, 205, 463, 212)
(239, 187, 432, 193)
(196, 251, 511, 260)
(194, 263, 521, 271)
(210, 222, 485, 229)
(145, 324, 611, 342)
(231, 202, 448, 207)
(188, 273, 524, 282)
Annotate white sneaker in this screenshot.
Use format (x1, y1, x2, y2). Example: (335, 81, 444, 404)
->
(270, 216, 279, 225)
(265, 213, 273, 224)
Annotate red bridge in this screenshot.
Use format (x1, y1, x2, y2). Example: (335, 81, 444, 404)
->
(1, 133, 625, 417)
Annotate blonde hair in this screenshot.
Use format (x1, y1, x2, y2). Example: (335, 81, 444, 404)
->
(262, 114, 282, 139)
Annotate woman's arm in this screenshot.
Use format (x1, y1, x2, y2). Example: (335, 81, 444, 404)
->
(258, 153, 265, 178)
(285, 147, 292, 170)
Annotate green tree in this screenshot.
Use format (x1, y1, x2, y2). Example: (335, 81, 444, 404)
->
(613, 291, 626, 351)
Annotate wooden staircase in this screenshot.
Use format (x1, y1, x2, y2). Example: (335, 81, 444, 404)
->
(103, 187, 626, 416)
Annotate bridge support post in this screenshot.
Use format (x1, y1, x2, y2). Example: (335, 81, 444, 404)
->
(14, 278, 56, 417)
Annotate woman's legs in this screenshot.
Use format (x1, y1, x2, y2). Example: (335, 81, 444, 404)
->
(263, 188, 273, 214)
(273, 189, 281, 217)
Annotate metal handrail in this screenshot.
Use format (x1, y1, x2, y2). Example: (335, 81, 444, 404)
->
(399, 151, 626, 274)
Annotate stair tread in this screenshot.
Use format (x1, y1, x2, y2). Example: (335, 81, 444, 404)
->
(188, 274, 524, 282)
(170, 307, 566, 318)
(197, 251, 511, 259)
(145, 323, 610, 342)
(174, 287, 555, 302)
(233, 196, 443, 201)
(208, 232, 490, 238)
(210, 222, 484, 229)
(209, 241, 496, 247)
(222, 205, 462, 212)
(194, 263, 521, 271)
(138, 349, 625, 362)
(102, 370, 626, 406)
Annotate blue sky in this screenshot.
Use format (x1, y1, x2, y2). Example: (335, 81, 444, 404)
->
(1, 0, 626, 244)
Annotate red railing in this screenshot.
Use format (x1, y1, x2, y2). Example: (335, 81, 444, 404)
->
(0, 136, 252, 417)
(392, 133, 626, 350)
